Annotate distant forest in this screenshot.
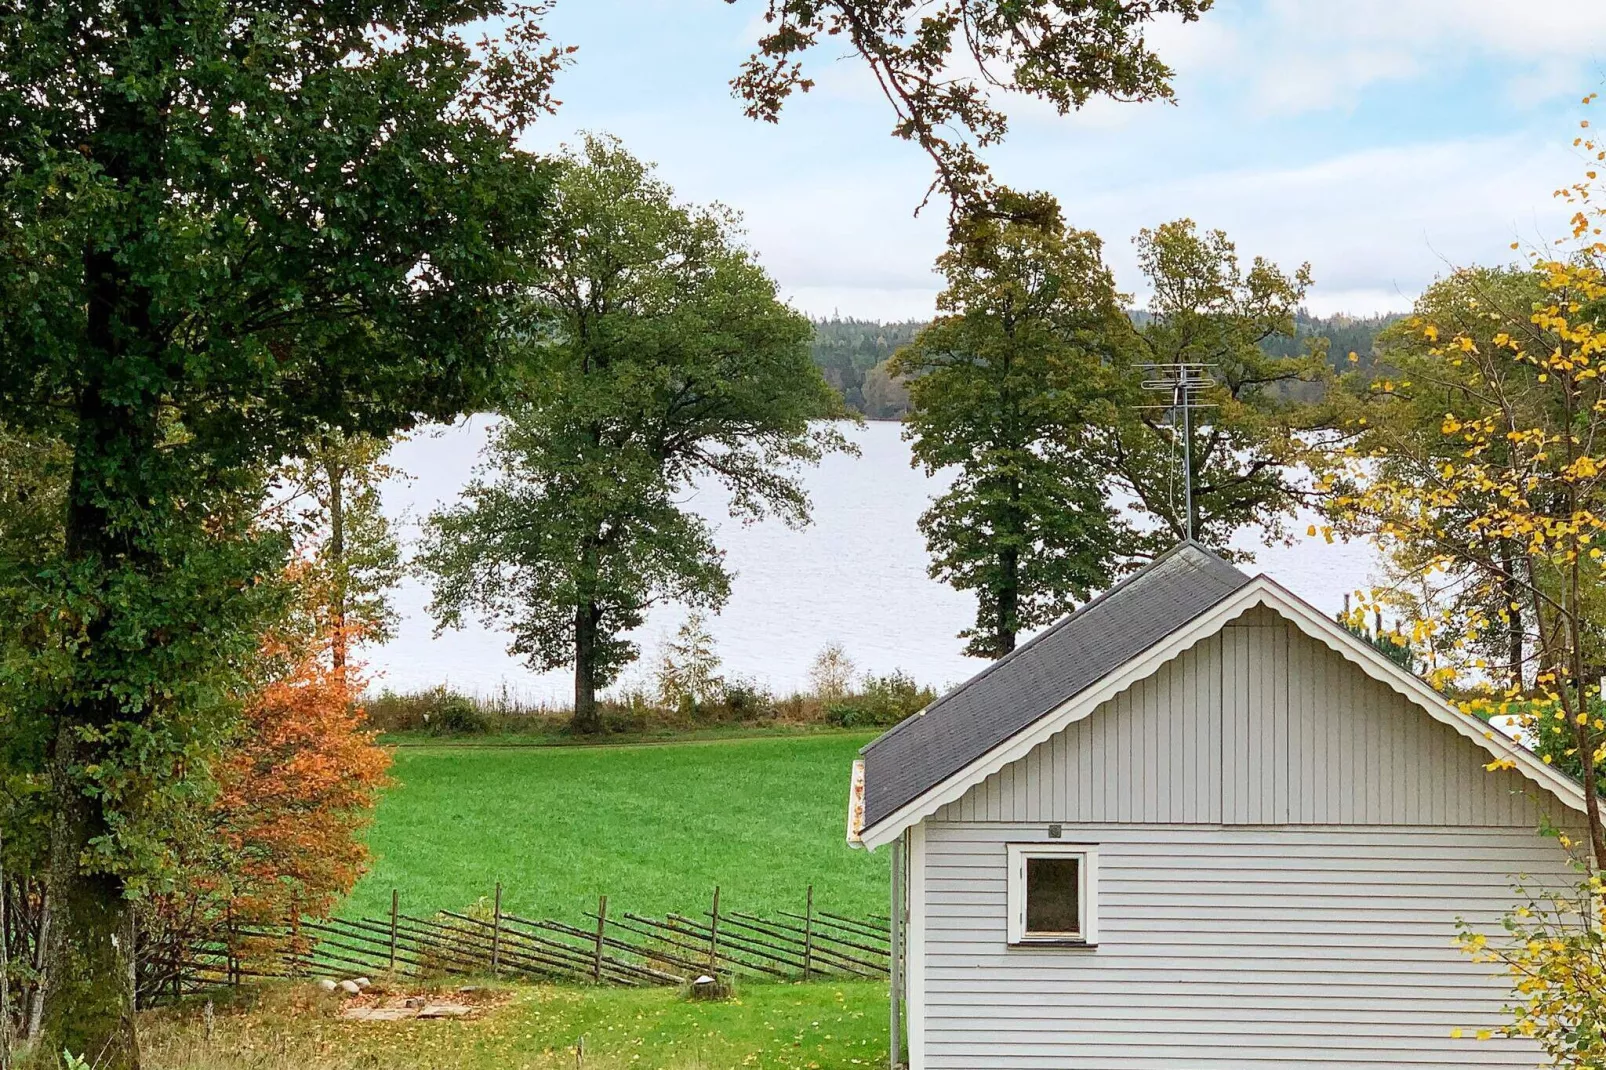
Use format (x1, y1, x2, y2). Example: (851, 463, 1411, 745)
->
(810, 311, 1403, 419)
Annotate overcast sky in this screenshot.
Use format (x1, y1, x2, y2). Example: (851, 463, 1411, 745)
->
(519, 0, 1606, 321)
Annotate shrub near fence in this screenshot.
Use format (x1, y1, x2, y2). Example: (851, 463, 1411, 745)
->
(143, 885, 891, 1004)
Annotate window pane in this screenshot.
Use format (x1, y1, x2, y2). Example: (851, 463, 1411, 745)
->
(1025, 856, 1081, 936)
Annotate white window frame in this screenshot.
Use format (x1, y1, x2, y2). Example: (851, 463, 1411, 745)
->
(1006, 843, 1098, 947)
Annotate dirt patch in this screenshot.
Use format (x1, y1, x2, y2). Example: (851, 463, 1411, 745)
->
(337, 984, 504, 1023)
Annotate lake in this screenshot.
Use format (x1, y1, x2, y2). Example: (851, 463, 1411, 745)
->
(369, 419, 1383, 703)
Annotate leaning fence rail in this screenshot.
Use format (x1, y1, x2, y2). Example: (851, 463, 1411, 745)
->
(140, 883, 890, 1005)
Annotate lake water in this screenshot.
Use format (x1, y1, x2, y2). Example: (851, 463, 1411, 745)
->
(369, 419, 1383, 703)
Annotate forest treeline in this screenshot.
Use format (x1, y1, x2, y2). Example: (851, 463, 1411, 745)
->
(812, 310, 1402, 419)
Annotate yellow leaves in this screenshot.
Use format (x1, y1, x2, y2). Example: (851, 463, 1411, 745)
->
(1306, 524, 1317, 537)
(1424, 324, 1440, 342)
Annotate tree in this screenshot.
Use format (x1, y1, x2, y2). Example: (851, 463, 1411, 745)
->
(733, 0, 1213, 209)
(1089, 220, 1327, 559)
(0, 2, 563, 1059)
(273, 432, 407, 669)
(894, 193, 1126, 658)
(655, 614, 726, 714)
(1329, 267, 1553, 683)
(420, 136, 848, 733)
(1320, 127, 1606, 872)
(177, 628, 389, 934)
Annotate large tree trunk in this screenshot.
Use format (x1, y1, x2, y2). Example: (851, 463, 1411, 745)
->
(37, 416, 145, 1068)
(995, 543, 1019, 658)
(36, 725, 138, 1068)
(572, 602, 603, 734)
(36, 55, 166, 1052)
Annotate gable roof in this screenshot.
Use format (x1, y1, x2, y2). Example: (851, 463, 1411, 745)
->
(861, 542, 1252, 831)
(858, 543, 1588, 849)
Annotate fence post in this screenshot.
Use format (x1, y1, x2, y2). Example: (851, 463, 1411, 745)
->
(707, 886, 721, 972)
(803, 885, 814, 981)
(592, 895, 608, 983)
(491, 883, 503, 978)
(389, 889, 399, 972)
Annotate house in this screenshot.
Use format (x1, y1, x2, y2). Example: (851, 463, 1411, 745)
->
(852, 542, 1589, 1070)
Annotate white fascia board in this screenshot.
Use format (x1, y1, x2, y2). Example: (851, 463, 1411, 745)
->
(859, 576, 1585, 848)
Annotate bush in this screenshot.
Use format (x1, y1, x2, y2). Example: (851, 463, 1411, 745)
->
(430, 694, 490, 735)
(825, 670, 936, 728)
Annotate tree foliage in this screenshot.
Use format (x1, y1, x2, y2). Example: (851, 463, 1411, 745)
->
(1320, 114, 1606, 873)
(273, 432, 407, 665)
(145, 624, 389, 945)
(1091, 220, 1326, 559)
(0, 0, 562, 1059)
(894, 193, 1125, 657)
(1456, 872, 1606, 1069)
(420, 136, 848, 732)
(732, 0, 1212, 209)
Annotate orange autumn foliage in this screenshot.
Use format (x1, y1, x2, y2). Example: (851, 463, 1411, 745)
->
(206, 630, 390, 926)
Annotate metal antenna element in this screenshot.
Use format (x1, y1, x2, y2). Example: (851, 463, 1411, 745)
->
(1137, 363, 1217, 542)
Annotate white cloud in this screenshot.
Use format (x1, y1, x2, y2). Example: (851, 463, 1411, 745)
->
(1193, 0, 1606, 114)
(1063, 134, 1580, 314)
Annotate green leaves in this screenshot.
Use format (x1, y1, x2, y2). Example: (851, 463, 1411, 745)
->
(896, 203, 1125, 656)
(420, 136, 848, 720)
(732, 0, 1211, 210)
(1096, 219, 1324, 559)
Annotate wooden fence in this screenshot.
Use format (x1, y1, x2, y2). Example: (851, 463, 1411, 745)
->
(142, 885, 892, 1003)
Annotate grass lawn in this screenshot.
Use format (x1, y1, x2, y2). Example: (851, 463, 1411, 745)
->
(347, 733, 888, 924)
(142, 980, 891, 1070)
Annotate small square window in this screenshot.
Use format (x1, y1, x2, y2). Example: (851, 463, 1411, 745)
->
(1007, 843, 1098, 947)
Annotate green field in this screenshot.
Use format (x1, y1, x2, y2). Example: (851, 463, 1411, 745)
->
(144, 980, 890, 1070)
(347, 733, 888, 924)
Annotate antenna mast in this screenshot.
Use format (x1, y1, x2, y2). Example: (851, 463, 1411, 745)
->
(1138, 363, 1217, 542)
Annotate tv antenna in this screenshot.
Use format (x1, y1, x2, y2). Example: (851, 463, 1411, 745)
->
(1138, 363, 1217, 542)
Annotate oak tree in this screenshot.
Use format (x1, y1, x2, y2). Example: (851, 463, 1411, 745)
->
(420, 137, 847, 733)
(0, 2, 560, 1061)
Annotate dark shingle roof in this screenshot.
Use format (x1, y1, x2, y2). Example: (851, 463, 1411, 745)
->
(861, 542, 1253, 830)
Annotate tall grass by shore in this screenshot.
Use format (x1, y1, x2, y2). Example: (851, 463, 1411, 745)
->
(362, 670, 936, 741)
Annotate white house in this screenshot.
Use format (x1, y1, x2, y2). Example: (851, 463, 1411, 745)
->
(852, 542, 1589, 1070)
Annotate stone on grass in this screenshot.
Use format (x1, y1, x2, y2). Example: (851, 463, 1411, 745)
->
(337, 979, 362, 996)
(315, 979, 338, 993)
(352, 977, 372, 990)
(417, 1002, 473, 1019)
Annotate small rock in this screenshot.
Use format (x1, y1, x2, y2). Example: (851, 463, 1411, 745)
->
(316, 979, 338, 993)
(352, 977, 372, 990)
(337, 979, 362, 996)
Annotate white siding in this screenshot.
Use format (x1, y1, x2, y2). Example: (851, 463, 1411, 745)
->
(934, 607, 1564, 828)
(921, 823, 1578, 1069)
(916, 605, 1585, 1068)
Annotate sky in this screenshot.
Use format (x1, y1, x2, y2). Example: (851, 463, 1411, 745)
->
(516, 0, 1606, 321)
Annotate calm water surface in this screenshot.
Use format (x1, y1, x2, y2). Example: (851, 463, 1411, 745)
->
(369, 420, 1382, 703)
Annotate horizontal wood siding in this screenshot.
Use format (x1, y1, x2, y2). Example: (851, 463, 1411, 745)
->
(921, 823, 1579, 1069)
(934, 607, 1563, 828)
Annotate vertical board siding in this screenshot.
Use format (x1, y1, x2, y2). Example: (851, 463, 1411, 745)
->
(920, 823, 1578, 1070)
(934, 608, 1563, 829)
